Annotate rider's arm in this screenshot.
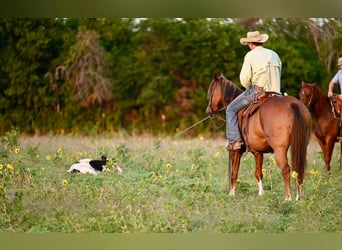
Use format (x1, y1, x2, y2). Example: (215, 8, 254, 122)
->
(328, 80, 335, 97)
(328, 70, 341, 97)
(240, 55, 252, 89)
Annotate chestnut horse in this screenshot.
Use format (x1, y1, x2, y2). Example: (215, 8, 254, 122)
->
(206, 73, 311, 200)
(299, 82, 341, 173)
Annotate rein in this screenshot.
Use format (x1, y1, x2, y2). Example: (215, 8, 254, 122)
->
(207, 105, 227, 130)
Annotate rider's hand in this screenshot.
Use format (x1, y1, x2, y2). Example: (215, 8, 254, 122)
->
(328, 90, 334, 97)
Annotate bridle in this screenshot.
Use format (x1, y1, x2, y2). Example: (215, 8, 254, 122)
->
(301, 85, 314, 109)
(207, 76, 239, 115)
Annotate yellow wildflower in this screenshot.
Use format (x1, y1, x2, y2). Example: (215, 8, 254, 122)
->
(15, 148, 20, 154)
(166, 163, 173, 169)
(291, 171, 298, 179)
(262, 168, 267, 175)
(46, 155, 51, 160)
(0, 164, 3, 170)
(62, 179, 68, 186)
(310, 169, 319, 176)
(214, 152, 220, 158)
(6, 163, 14, 171)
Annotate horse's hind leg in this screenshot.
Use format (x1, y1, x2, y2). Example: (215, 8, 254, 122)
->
(274, 149, 292, 201)
(253, 152, 264, 196)
(295, 181, 303, 201)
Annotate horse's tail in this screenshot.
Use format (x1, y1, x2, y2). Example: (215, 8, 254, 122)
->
(290, 103, 309, 185)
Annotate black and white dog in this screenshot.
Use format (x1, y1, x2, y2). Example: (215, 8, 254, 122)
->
(67, 156, 123, 175)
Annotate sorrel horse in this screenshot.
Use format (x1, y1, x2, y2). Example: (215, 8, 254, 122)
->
(206, 73, 312, 200)
(299, 82, 341, 173)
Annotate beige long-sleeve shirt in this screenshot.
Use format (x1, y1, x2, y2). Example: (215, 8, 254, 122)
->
(240, 46, 282, 93)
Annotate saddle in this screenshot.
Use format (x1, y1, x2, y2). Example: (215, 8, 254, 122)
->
(329, 94, 342, 120)
(237, 91, 281, 152)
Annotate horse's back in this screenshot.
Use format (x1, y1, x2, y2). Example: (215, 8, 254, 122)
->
(261, 95, 310, 124)
(242, 95, 311, 151)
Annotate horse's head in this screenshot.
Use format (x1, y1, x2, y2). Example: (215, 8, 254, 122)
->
(206, 72, 242, 117)
(206, 73, 225, 117)
(299, 81, 316, 109)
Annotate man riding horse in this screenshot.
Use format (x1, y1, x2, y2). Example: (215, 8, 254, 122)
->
(226, 31, 282, 151)
(328, 57, 342, 101)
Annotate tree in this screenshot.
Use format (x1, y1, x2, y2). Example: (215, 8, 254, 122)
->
(0, 18, 341, 135)
(0, 18, 74, 133)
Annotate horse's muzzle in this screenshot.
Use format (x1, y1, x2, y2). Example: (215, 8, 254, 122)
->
(206, 106, 214, 117)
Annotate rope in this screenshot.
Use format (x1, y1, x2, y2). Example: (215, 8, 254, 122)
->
(119, 115, 211, 167)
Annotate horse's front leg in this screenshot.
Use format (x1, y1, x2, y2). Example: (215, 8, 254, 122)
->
(253, 152, 264, 196)
(316, 131, 336, 174)
(228, 150, 242, 196)
(322, 136, 335, 174)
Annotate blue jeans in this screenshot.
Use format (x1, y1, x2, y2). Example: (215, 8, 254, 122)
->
(226, 87, 259, 143)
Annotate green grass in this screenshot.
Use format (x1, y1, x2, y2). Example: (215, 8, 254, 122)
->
(1, 130, 342, 232)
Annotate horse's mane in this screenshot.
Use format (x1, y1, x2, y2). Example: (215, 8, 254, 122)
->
(207, 74, 243, 105)
(305, 82, 330, 104)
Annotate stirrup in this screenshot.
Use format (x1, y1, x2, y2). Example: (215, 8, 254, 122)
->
(226, 141, 243, 151)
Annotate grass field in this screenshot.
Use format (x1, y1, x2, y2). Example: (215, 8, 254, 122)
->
(1, 129, 342, 232)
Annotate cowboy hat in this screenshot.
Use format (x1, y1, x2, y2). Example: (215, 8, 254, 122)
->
(337, 57, 342, 66)
(240, 31, 269, 45)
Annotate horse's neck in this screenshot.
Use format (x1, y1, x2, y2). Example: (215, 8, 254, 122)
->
(223, 81, 243, 103)
(235, 87, 243, 97)
(312, 90, 332, 116)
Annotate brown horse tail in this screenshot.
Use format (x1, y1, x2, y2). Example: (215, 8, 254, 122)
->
(290, 103, 308, 185)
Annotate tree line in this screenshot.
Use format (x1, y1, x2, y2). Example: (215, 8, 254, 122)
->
(0, 18, 341, 136)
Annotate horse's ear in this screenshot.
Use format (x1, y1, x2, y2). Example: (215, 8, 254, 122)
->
(213, 72, 218, 80)
(301, 80, 306, 86)
(312, 82, 317, 86)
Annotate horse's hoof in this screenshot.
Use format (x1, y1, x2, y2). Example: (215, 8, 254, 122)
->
(258, 191, 265, 196)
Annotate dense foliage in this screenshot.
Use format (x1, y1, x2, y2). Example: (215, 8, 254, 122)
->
(1, 18, 342, 135)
